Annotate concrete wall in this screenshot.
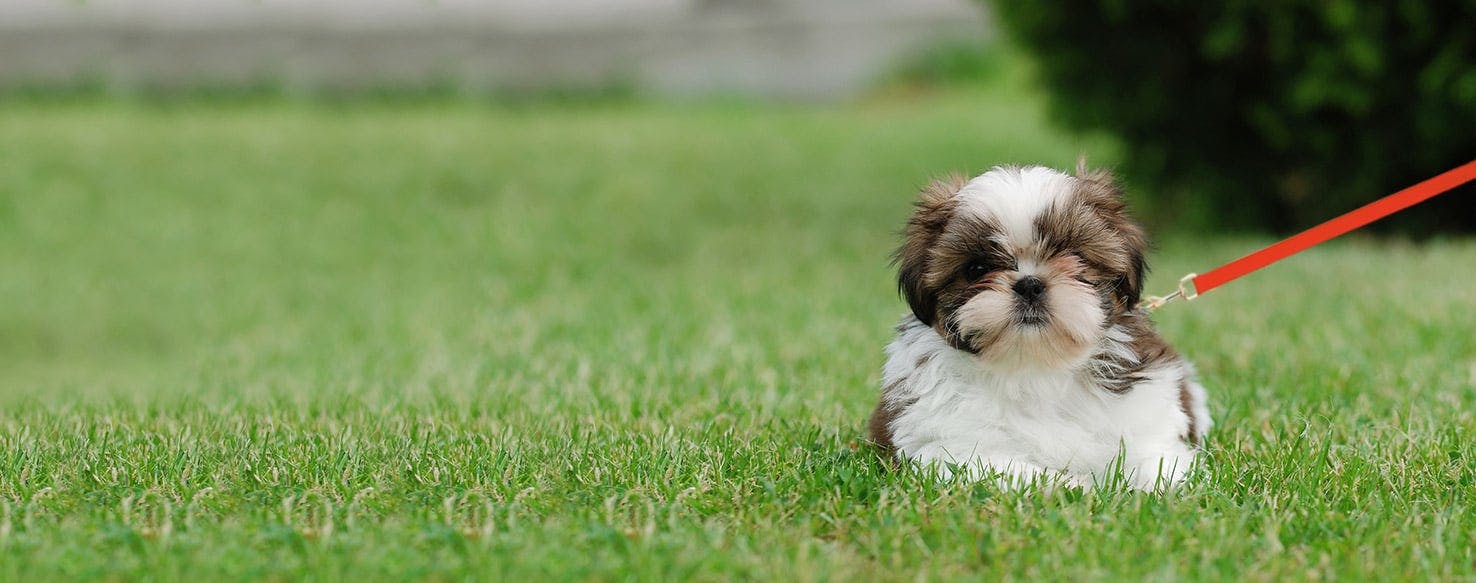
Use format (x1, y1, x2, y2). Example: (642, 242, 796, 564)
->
(0, 0, 989, 99)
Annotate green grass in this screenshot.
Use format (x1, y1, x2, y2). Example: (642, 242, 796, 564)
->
(2, 87, 1475, 580)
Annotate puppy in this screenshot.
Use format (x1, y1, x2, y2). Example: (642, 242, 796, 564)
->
(869, 163, 1211, 490)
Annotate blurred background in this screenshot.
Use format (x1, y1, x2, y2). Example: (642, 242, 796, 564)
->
(2, 0, 1474, 399)
(5, 0, 1472, 231)
(1, 0, 989, 100)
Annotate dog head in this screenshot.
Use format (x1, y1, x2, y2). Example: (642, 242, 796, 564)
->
(896, 163, 1147, 370)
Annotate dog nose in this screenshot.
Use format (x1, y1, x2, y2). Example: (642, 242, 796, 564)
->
(1013, 276, 1046, 302)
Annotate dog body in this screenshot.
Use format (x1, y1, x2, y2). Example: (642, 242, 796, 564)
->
(870, 164, 1211, 489)
(876, 316, 1209, 488)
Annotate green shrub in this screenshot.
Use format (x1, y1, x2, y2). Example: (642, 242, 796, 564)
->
(989, 1, 1476, 232)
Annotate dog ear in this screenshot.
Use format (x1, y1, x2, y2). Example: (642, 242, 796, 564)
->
(895, 175, 963, 325)
(1118, 244, 1147, 309)
(1073, 156, 1122, 201)
(1074, 161, 1149, 309)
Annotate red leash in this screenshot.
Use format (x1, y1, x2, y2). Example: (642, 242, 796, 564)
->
(1143, 159, 1476, 310)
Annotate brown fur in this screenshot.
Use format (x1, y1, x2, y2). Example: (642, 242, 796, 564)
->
(1178, 377, 1199, 445)
(879, 163, 1201, 455)
(1034, 166, 1149, 312)
(895, 174, 967, 328)
(1084, 311, 1180, 393)
(867, 397, 899, 453)
(924, 227, 1013, 352)
(895, 166, 1148, 356)
(869, 323, 932, 453)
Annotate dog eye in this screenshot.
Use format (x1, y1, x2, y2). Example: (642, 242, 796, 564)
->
(965, 261, 993, 279)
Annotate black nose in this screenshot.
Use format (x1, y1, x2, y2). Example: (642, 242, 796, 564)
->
(1013, 276, 1046, 302)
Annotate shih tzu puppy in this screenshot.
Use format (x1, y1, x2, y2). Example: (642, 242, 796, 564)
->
(869, 163, 1211, 490)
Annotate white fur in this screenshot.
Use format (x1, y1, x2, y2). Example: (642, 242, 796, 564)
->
(879, 165, 1211, 490)
(881, 318, 1211, 490)
(949, 167, 1109, 371)
(955, 166, 1072, 251)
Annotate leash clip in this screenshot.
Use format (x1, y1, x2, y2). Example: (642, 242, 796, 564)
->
(1139, 273, 1198, 312)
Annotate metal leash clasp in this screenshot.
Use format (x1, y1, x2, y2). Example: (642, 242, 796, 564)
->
(1139, 273, 1199, 312)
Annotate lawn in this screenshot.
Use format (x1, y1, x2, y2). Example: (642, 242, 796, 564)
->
(2, 87, 1475, 580)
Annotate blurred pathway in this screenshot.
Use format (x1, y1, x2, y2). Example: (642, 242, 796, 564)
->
(0, 0, 989, 99)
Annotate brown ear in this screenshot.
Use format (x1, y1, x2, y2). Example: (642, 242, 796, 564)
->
(895, 174, 964, 325)
(1073, 162, 1148, 308)
(1119, 244, 1147, 309)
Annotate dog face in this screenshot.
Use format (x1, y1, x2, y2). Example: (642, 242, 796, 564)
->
(896, 164, 1147, 370)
